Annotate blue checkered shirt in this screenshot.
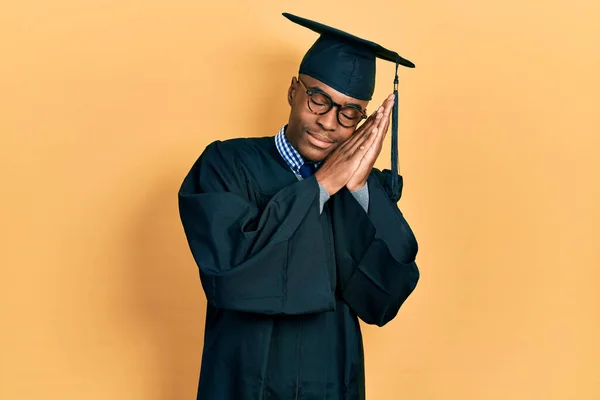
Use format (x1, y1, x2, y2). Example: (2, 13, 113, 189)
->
(274, 126, 321, 176)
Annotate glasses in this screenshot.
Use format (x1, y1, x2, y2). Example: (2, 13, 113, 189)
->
(298, 78, 367, 128)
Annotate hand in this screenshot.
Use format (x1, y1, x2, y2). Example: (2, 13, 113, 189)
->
(345, 93, 395, 191)
(314, 109, 383, 196)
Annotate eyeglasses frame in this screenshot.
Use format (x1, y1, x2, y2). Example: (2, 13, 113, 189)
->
(297, 78, 367, 128)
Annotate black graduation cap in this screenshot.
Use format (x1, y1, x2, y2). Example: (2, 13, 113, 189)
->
(283, 12, 414, 199)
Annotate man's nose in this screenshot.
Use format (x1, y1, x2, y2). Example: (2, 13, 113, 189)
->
(316, 108, 338, 131)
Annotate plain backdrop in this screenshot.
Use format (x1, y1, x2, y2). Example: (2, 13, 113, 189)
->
(1, 1, 599, 399)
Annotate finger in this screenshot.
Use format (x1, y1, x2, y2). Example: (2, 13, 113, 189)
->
(360, 125, 385, 162)
(346, 111, 383, 155)
(360, 107, 383, 127)
(338, 110, 381, 152)
(364, 97, 391, 139)
(352, 110, 378, 138)
(358, 111, 381, 135)
(355, 98, 393, 163)
(351, 124, 382, 159)
(375, 96, 394, 140)
(382, 93, 394, 109)
(380, 105, 393, 138)
(336, 126, 372, 155)
(378, 95, 394, 122)
(368, 102, 392, 153)
(353, 109, 380, 138)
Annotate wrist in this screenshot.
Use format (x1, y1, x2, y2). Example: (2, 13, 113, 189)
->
(346, 181, 367, 192)
(314, 170, 337, 196)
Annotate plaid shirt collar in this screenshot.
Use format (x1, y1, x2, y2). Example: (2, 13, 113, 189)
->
(275, 125, 320, 175)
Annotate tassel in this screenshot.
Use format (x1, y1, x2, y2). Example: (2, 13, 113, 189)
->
(391, 57, 400, 199)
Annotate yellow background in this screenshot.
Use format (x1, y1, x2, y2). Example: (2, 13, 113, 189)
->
(1, 0, 599, 399)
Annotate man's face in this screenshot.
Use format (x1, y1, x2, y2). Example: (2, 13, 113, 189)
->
(285, 74, 369, 162)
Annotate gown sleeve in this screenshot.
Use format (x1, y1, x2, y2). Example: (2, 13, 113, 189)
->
(178, 140, 336, 315)
(330, 170, 420, 327)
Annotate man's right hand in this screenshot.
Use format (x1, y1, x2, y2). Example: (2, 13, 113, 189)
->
(314, 107, 384, 196)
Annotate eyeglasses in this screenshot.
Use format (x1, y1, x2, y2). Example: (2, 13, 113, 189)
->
(298, 78, 367, 128)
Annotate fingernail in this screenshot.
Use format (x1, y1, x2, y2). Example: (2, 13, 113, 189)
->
(378, 106, 384, 113)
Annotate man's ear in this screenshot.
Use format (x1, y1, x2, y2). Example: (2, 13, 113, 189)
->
(287, 76, 298, 106)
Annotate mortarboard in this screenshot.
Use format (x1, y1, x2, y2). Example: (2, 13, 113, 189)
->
(283, 12, 414, 199)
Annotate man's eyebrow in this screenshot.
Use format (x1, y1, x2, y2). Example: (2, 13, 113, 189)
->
(308, 84, 326, 92)
(310, 85, 363, 108)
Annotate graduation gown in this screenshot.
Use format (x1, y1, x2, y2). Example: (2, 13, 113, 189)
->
(178, 136, 419, 400)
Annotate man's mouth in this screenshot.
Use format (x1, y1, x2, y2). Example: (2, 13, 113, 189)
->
(306, 130, 334, 149)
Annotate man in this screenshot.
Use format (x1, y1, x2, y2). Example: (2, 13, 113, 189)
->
(178, 13, 419, 400)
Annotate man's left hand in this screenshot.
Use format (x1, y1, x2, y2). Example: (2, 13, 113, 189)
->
(345, 93, 394, 192)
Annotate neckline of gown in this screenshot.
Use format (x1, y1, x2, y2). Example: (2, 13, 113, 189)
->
(264, 135, 302, 178)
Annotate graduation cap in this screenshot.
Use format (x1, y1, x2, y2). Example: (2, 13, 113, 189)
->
(283, 12, 414, 199)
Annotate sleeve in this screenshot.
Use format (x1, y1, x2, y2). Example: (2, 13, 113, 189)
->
(350, 183, 369, 212)
(330, 170, 419, 327)
(178, 141, 336, 315)
(317, 181, 331, 214)
(317, 180, 368, 214)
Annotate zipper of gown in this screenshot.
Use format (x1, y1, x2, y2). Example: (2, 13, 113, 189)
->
(294, 320, 304, 400)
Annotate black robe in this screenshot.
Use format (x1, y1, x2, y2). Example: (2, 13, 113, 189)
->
(178, 136, 419, 400)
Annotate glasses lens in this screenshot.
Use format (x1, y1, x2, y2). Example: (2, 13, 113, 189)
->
(307, 92, 332, 114)
(339, 106, 364, 127)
